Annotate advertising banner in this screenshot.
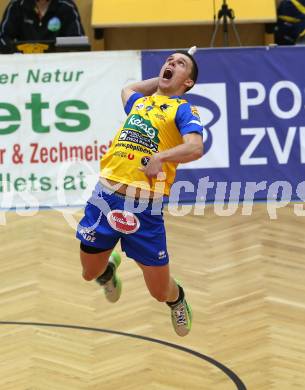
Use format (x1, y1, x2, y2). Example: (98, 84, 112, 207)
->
(0, 50, 141, 209)
(2, 47, 305, 209)
(142, 46, 305, 203)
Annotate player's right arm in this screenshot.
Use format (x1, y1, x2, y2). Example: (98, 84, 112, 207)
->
(121, 77, 159, 107)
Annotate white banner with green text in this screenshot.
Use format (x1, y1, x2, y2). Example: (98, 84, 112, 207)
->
(0, 50, 141, 209)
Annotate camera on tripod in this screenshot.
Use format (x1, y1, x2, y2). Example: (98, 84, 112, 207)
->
(210, 0, 242, 47)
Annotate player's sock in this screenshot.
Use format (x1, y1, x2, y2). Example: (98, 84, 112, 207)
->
(166, 282, 192, 337)
(96, 252, 122, 303)
(96, 263, 114, 285)
(166, 284, 184, 307)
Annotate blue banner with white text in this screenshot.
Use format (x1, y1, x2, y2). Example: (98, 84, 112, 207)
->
(142, 46, 305, 203)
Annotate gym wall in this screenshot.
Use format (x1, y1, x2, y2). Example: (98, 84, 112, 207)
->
(0, 0, 270, 50)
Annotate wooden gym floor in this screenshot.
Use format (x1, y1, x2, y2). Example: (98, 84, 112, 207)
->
(0, 204, 305, 390)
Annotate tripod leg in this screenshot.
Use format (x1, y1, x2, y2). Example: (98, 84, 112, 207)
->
(210, 19, 221, 47)
(224, 29, 229, 47)
(230, 19, 242, 46)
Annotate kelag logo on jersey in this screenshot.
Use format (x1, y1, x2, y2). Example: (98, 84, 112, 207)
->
(124, 114, 160, 144)
(184, 83, 230, 169)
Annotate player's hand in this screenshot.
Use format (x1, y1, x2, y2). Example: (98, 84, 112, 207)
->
(139, 154, 163, 186)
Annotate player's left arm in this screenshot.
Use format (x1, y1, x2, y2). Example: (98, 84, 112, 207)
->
(140, 132, 203, 178)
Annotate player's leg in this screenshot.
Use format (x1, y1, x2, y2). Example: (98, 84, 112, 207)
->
(136, 262, 192, 336)
(80, 244, 113, 281)
(76, 182, 122, 302)
(80, 244, 122, 303)
(135, 262, 177, 302)
(121, 212, 192, 335)
(120, 197, 192, 335)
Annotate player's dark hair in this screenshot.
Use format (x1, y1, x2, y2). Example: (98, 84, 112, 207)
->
(174, 50, 198, 90)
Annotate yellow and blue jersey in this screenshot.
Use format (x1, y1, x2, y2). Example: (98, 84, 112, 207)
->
(100, 92, 204, 196)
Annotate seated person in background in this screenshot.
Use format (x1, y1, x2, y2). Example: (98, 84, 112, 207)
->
(275, 0, 305, 45)
(0, 0, 85, 53)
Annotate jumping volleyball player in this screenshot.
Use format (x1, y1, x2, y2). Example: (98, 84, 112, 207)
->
(76, 47, 205, 336)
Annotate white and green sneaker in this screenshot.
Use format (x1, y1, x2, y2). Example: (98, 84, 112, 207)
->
(167, 281, 193, 336)
(169, 294, 192, 337)
(98, 251, 122, 303)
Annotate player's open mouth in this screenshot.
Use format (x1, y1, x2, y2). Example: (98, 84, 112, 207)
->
(163, 68, 173, 80)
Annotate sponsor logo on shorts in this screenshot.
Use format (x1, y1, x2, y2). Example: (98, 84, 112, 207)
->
(79, 228, 96, 243)
(158, 250, 167, 259)
(107, 210, 140, 234)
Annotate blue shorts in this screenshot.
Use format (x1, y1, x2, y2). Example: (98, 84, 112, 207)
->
(76, 182, 169, 266)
